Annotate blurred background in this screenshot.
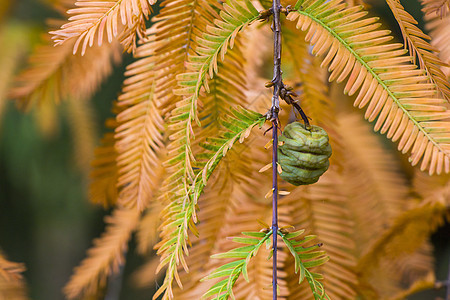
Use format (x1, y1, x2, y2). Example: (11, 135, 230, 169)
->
(0, 0, 146, 299)
(0, 0, 448, 299)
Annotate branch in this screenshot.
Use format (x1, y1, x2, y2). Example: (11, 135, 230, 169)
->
(269, 0, 282, 298)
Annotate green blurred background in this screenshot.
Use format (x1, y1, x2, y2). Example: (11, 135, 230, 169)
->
(0, 0, 448, 299)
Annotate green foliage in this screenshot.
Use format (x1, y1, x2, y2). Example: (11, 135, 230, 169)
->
(289, 0, 450, 175)
(196, 107, 266, 198)
(174, 0, 261, 126)
(279, 229, 330, 300)
(201, 230, 273, 300)
(155, 5, 263, 296)
(155, 107, 265, 299)
(203, 228, 331, 300)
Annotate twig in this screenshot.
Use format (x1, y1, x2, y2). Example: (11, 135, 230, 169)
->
(271, 118, 279, 300)
(270, 0, 282, 298)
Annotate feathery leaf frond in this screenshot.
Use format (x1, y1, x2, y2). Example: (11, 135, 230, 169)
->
(0, 252, 27, 300)
(154, 107, 264, 299)
(424, 8, 450, 78)
(153, 2, 262, 297)
(190, 140, 277, 299)
(172, 0, 260, 126)
(364, 244, 434, 298)
(279, 229, 330, 300)
(173, 123, 268, 297)
(198, 36, 248, 133)
(387, 0, 450, 100)
(50, 0, 154, 54)
(114, 32, 165, 210)
(287, 0, 450, 175)
(195, 108, 265, 199)
(422, 0, 450, 17)
(174, 0, 260, 108)
(164, 34, 250, 288)
(158, 0, 259, 207)
(152, 0, 220, 114)
(10, 25, 121, 109)
(172, 173, 235, 296)
(0, 254, 25, 282)
(201, 230, 273, 300)
(344, 0, 369, 8)
(161, 0, 260, 204)
(64, 207, 140, 299)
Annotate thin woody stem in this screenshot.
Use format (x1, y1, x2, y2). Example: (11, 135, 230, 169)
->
(271, 0, 282, 298)
(271, 118, 279, 300)
(447, 249, 450, 300)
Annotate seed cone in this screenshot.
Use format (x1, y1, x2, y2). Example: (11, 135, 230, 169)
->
(278, 122, 332, 185)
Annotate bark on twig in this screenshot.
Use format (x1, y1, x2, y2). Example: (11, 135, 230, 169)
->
(270, 0, 282, 298)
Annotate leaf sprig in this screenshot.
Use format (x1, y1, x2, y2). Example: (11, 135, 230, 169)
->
(387, 0, 450, 100)
(288, 0, 450, 175)
(174, 0, 261, 127)
(153, 3, 262, 298)
(279, 229, 330, 300)
(202, 230, 273, 300)
(203, 228, 330, 300)
(154, 107, 265, 299)
(50, 0, 154, 54)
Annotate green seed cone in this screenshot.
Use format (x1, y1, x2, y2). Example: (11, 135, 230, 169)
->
(278, 123, 332, 186)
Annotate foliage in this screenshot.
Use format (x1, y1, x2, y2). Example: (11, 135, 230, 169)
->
(155, 107, 264, 299)
(287, 0, 450, 175)
(202, 229, 330, 300)
(1, 0, 450, 299)
(201, 230, 274, 300)
(278, 229, 329, 300)
(0, 252, 27, 300)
